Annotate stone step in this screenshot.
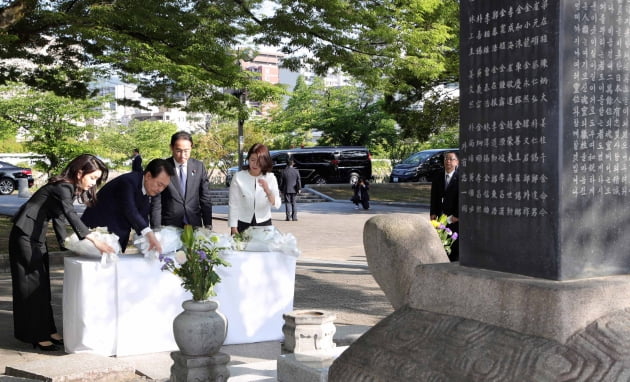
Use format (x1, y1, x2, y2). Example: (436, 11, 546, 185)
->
(208, 189, 328, 205)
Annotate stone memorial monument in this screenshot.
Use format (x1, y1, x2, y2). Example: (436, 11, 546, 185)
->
(330, 1, 630, 380)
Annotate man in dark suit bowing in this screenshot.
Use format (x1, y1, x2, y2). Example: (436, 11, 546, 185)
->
(430, 151, 460, 262)
(150, 131, 213, 229)
(82, 158, 175, 252)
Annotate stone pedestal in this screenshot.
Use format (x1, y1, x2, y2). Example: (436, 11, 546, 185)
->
(278, 347, 347, 382)
(282, 310, 337, 354)
(17, 178, 31, 198)
(329, 263, 630, 381)
(170, 351, 230, 382)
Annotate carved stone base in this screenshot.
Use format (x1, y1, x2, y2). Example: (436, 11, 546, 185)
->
(329, 306, 630, 381)
(329, 264, 630, 381)
(282, 310, 337, 354)
(170, 351, 230, 382)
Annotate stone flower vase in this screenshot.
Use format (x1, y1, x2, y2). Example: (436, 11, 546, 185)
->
(172, 300, 227, 356)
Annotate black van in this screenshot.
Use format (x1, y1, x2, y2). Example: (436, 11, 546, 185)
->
(389, 148, 458, 183)
(273, 146, 372, 185)
(226, 146, 372, 186)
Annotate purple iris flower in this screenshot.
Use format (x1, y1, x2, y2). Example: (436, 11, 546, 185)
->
(452, 232, 458, 240)
(439, 224, 446, 230)
(197, 250, 207, 261)
(445, 228, 452, 235)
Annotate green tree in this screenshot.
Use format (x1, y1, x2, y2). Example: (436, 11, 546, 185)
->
(95, 120, 178, 167)
(313, 86, 398, 152)
(194, 119, 271, 180)
(256, 0, 460, 141)
(0, 0, 284, 115)
(0, 83, 105, 174)
(1, 1, 459, 142)
(257, 76, 398, 154)
(257, 75, 323, 149)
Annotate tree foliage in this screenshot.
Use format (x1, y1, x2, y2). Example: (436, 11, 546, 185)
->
(255, 0, 460, 140)
(0, 0, 284, 117)
(1, 0, 460, 143)
(0, 83, 104, 174)
(94, 120, 179, 167)
(193, 119, 270, 179)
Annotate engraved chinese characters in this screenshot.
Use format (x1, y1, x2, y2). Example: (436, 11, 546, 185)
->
(460, 0, 630, 280)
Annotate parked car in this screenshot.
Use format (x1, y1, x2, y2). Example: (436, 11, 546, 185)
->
(0, 161, 34, 195)
(226, 146, 373, 186)
(389, 148, 458, 183)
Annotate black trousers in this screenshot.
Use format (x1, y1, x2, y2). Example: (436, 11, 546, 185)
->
(447, 221, 459, 262)
(9, 226, 57, 344)
(237, 215, 272, 233)
(284, 193, 297, 220)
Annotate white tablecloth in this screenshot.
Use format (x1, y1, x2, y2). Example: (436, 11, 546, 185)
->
(215, 250, 297, 345)
(63, 250, 296, 356)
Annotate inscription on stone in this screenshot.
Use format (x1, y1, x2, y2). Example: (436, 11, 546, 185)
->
(460, 0, 630, 280)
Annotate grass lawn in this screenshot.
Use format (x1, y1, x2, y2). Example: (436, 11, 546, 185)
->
(0, 218, 64, 255)
(309, 182, 431, 204)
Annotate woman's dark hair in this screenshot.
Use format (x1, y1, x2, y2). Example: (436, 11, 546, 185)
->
(247, 143, 272, 174)
(49, 154, 109, 206)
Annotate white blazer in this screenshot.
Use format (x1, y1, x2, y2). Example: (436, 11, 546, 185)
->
(228, 170, 281, 228)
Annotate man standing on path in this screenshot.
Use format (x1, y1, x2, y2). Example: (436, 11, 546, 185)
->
(280, 159, 301, 221)
(150, 131, 213, 229)
(429, 151, 459, 262)
(131, 148, 143, 172)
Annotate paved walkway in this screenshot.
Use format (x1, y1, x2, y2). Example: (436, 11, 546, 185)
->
(0, 194, 427, 381)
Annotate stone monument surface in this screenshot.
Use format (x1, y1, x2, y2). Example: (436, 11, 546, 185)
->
(459, 0, 630, 280)
(330, 1, 630, 380)
(363, 214, 448, 309)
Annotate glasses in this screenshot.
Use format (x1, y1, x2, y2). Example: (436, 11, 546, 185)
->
(444, 157, 458, 161)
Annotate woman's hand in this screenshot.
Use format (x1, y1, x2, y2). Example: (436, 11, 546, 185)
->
(230, 227, 239, 236)
(257, 178, 269, 193)
(258, 178, 275, 204)
(94, 240, 116, 254)
(86, 234, 116, 254)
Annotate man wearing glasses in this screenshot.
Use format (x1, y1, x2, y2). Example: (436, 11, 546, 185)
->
(150, 131, 213, 230)
(430, 151, 460, 261)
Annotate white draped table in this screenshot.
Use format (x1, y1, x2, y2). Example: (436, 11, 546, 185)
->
(63, 250, 297, 356)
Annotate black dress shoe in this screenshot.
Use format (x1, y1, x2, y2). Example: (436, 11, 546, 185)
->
(292, 218, 298, 221)
(32, 342, 59, 351)
(285, 217, 290, 221)
(50, 337, 64, 346)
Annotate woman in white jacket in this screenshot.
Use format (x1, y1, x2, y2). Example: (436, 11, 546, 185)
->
(229, 143, 282, 234)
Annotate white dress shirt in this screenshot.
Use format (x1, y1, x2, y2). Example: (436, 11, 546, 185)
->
(228, 170, 281, 228)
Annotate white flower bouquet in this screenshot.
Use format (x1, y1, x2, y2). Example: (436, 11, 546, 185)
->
(64, 227, 121, 265)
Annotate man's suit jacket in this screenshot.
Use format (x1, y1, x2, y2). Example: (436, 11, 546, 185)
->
(430, 168, 459, 219)
(150, 157, 213, 228)
(81, 172, 151, 251)
(280, 166, 301, 194)
(132, 154, 143, 172)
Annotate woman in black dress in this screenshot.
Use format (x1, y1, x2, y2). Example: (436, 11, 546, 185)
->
(9, 154, 115, 351)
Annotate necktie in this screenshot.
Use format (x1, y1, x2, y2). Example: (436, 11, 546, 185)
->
(445, 174, 450, 186)
(179, 164, 186, 196)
